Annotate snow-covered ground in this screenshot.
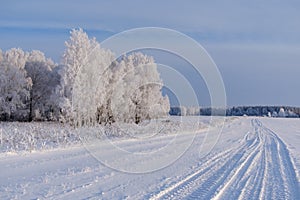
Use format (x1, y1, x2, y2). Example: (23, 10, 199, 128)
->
(0, 117, 299, 199)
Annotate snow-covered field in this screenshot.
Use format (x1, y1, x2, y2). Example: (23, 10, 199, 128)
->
(0, 117, 299, 199)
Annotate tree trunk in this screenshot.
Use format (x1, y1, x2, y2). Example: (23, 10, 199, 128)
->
(28, 91, 33, 122)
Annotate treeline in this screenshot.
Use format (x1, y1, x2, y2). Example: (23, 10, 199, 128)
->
(170, 106, 300, 118)
(0, 28, 170, 125)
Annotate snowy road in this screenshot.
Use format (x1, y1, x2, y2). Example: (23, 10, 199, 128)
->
(0, 117, 299, 199)
(151, 119, 300, 200)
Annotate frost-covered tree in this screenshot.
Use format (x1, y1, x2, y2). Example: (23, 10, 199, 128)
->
(47, 65, 64, 120)
(278, 107, 286, 118)
(111, 52, 169, 124)
(90, 41, 115, 125)
(287, 110, 297, 117)
(267, 112, 272, 117)
(180, 106, 187, 116)
(25, 50, 58, 121)
(186, 107, 200, 116)
(0, 48, 32, 121)
(59, 28, 94, 124)
(3, 48, 28, 68)
(59, 28, 115, 126)
(272, 111, 278, 117)
(110, 59, 135, 123)
(60, 29, 91, 100)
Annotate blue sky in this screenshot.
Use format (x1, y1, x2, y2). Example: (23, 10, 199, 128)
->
(1, 0, 300, 106)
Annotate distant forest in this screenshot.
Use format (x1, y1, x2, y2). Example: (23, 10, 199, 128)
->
(170, 106, 300, 118)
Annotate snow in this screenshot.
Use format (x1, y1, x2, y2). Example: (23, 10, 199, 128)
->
(0, 116, 299, 199)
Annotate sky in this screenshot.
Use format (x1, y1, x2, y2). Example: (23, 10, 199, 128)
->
(1, 0, 300, 107)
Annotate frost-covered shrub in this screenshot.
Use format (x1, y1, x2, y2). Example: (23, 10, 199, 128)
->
(0, 122, 79, 152)
(0, 117, 202, 153)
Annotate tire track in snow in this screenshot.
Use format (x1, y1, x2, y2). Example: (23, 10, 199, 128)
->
(150, 119, 300, 200)
(256, 119, 299, 200)
(150, 128, 259, 200)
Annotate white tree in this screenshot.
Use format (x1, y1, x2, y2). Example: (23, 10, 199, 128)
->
(25, 50, 58, 121)
(132, 53, 170, 122)
(59, 28, 115, 126)
(0, 48, 32, 120)
(186, 107, 200, 116)
(278, 107, 286, 118)
(3, 48, 28, 68)
(59, 28, 94, 125)
(111, 52, 170, 123)
(60, 29, 91, 100)
(272, 111, 278, 117)
(90, 39, 115, 125)
(110, 58, 135, 123)
(267, 112, 272, 117)
(287, 110, 297, 117)
(180, 106, 187, 116)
